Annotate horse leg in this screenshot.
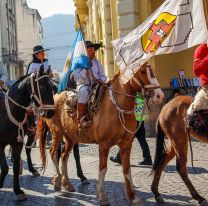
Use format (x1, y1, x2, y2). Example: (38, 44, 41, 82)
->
(49, 135, 63, 191)
(73, 143, 89, 184)
(176, 149, 207, 205)
(96, 143, 110, 206)
(60, 138, 75, 192)
(151, 142, 175, 203)
(25, 135, 40, 176)
(0, 145, 8, 188)
(11, 143, 27, 201)
(120, 144, 143, 205)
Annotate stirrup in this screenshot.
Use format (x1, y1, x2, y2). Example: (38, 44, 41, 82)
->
(78, 117, 92, 128)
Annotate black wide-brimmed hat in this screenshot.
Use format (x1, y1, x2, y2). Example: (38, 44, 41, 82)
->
(33, 45, 49, 54)
(85, 41, 101, 51)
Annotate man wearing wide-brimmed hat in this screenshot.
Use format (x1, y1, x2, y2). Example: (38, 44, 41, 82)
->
(27, 45, 53, 78)
(74, 40, 106, 127)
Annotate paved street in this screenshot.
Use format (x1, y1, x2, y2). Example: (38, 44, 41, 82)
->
(1, 138, 208, 206)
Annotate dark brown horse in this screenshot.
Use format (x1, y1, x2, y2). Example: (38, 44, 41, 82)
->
(152, 95, 208, 206)
(39, 63, 164, 205)
(0, 69, 55, 201)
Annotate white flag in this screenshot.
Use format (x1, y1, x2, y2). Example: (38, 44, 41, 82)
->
(112, 0, 208, 84)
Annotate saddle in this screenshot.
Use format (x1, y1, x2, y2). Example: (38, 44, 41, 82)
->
(64, 84, 106, 118)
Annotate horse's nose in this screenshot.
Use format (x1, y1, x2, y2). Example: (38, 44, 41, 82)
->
(157, 94, 160, 99)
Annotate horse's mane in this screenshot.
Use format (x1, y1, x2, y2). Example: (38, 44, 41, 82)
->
(11, 74, 31, 89)
(106, 72, 120, 85)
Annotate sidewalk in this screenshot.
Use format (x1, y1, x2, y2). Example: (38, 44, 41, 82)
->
(1, 138, 208, 206)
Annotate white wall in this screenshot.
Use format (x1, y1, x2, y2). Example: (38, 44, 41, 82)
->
(16, 0, 43, 67)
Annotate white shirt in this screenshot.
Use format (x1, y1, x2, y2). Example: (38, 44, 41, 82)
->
(74, 58, 106, 86)
(28, 60, 50, 74)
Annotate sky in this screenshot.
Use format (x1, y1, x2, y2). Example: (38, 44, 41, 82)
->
(27, 0, 75, 18)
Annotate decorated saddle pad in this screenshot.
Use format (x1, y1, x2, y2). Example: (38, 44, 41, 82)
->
(187, 86, 208, 136)
(64, 91, 77, 114)
(64, 85, 106, 116)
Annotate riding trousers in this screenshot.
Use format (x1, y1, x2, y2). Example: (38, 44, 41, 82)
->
(77, 85, 90, 104)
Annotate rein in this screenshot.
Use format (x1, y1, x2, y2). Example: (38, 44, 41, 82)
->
(109, 85, 145, 134)
(30, 74, 55, 111)
(4, 95, 27, 142)
(132, 77, 161, 98)
(108, 75, 160, 134)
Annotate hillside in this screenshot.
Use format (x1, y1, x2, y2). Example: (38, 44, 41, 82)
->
(42, 14, 76, 72)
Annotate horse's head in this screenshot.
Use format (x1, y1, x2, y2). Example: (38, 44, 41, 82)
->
(129, 62, 164, 104)
(29, 66, 55, 118)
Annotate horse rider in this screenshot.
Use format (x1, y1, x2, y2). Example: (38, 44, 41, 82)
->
(27, 45, 53, 77)
(73, 40, 107, 127)
(27, 45, 54, 146)
(0, 59, 8, 92)
(193, 43, 208, 86)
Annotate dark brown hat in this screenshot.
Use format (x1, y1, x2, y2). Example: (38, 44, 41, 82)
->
(33, 45, 49, 54)
(85, 41, 101, 51)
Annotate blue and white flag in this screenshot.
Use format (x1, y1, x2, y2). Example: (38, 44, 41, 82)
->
(58, 28, 90, 93)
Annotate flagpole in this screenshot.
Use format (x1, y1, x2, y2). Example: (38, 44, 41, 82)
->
(76, 14, 92, 87)
(202, 0, 208, 29)
(77, 14, 86, 42)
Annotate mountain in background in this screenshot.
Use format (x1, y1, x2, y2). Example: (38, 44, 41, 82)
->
(42, 14, 76, 73)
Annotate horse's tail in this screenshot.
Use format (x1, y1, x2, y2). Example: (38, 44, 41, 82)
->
(152, 118, 166, 172)
(37, 117, 48, 173)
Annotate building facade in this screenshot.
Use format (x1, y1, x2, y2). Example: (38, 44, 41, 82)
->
(0, 11, 2, 60)
(74, 0, 208, 136)
(73, 0, 208, 87)
(0, 0, 20, 80)
(16, 0, 43, 69)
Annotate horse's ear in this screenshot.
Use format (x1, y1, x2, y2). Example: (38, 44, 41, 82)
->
(39, 65, 44, 76)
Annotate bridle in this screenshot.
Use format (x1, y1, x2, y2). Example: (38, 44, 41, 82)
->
(2, 73, 55, 143)
(132, 74, 161, 99)
(30, 73, 55, 111)
(108, 67, 161, 134)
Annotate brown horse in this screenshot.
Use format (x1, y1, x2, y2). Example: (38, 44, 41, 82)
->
(39, 63, 164, 205)
(152, 95, 208, 206)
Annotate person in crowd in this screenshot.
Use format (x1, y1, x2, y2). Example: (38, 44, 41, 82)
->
(172, 89, 181, 98)
(193, 44, 208, 86)
(0, 59, 8, 90)
(110, 93, 153, 166)
(27, 45, 54, 147)
(73, 40, 106, 127)
(27, 45, 53, 77)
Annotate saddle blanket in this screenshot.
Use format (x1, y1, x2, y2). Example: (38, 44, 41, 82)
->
(187, 86, 208, 136)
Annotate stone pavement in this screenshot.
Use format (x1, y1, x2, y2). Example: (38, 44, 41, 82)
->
(1, 138, 208, 206)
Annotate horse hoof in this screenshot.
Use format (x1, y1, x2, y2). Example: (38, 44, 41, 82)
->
(65, 184, 75, 192)
(200, 200, 208, 206)
(99, 199, 110, 206)
(54, 185, 61, 192)
(155, 195, 165, 203)
(32, 171, 40, 177)
(81, 179, 90, 185)
(16, 194, 27, 201)
(132, 196, 143, 206)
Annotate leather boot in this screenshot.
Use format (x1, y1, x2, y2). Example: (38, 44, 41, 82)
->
(77, 103, 91, 128)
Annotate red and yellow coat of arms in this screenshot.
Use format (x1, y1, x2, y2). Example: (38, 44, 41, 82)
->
(142, 12, 177, 54)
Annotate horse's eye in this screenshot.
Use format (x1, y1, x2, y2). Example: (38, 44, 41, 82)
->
(140, 71, 146, 74)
